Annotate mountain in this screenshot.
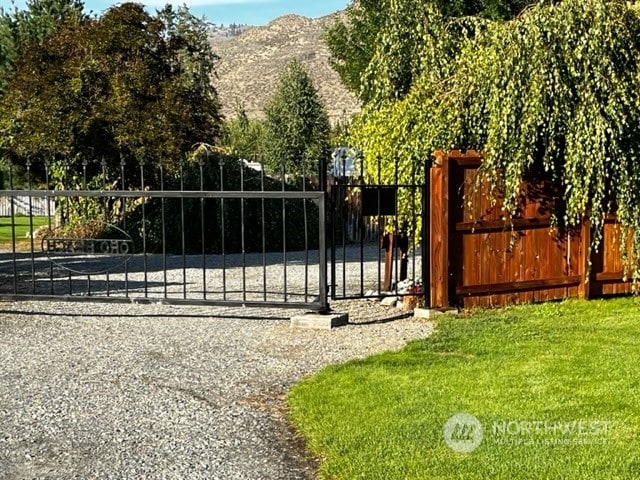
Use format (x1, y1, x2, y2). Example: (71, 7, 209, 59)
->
(211, 13, 361, 123)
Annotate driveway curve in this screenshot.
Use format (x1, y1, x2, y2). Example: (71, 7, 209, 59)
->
(0, 300, 433, 480)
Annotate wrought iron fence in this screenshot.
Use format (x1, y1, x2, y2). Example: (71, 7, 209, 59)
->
(0, 154, 328, 312)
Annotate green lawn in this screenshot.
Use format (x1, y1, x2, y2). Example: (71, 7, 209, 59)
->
(0, 215, 50, 244)
(288, 298, 640, 480)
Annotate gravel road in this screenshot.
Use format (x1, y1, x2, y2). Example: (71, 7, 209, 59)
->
(0, 299, 433, 480)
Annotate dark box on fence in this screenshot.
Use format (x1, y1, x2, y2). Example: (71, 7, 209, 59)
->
(361, 187, 397, 217)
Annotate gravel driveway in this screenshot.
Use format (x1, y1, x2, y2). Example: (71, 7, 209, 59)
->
(0, 300, 433, 480)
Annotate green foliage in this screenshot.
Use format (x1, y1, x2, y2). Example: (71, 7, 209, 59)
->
(349, 0, 640, 278)
(0, 0, 85, 93)
(220, 101, 265, 161)
(0, 2, 221, 186)
(449, 0, 640, 278)
(262, 59, 331, 177)
(325, 0, 531, 104)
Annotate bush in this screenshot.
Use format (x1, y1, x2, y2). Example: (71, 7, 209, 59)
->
(121, 154, 320, 254)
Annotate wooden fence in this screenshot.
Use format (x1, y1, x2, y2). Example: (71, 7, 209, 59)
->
(430, 150, 632, 308)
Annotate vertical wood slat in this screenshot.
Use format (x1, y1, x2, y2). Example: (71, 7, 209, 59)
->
(578, 219, 591, 299)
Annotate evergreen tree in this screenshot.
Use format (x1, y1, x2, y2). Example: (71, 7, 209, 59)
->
(262, 60, 330, 178)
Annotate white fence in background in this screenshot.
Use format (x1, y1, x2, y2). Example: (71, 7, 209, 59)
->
(0, 196, 49, 217)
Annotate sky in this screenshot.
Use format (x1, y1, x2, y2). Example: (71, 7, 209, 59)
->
(2, 0, 352, 26)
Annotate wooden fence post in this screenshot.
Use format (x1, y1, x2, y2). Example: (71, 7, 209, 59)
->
(431, 151, 450, 308)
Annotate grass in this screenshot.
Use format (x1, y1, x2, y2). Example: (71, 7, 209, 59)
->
(0, 215, 50, 244)
(288, 298, 640, 480)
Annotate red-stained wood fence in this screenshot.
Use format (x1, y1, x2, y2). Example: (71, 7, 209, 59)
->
(430, 150, 632, 308)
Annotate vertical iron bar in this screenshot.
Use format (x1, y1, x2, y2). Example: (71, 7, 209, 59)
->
(377, 154, 382, 294)
(330, 182, 336, 300)
(101, 158, 108, 216)
(63, 160, 72, 295)
(81, 158, 89, 295)
(241, 161, 247, 303)
(337, 152, 347, 298)
(219, 157, 227, 300)
(320, 150, 329, 306)
(341, 182, 346, 298)
(199, 154, 207, 300)
(9, 161, 17, 294)
(302, 159, 309, 301)
(63, 160, 69, 229)
(261, 161, 267, 301)
(342, 153, 349, 298)
(140, 159, 148, 297)
(412, 157, 417, 286)
(101, 158, 110, 296)
(82, 158, 88, 218)
(358, 152, 364, 297)
(45, 160, 54, 295)
(26, 160, 36, 294)
(121, 156, 129, 297)
(318, 194, 329, 312)
(160, 161, 167, 298)
(180, 158, 187, 299)
(394, 154, 399, 295)
(318, 150, 333, 304)
(281, 159, 287, 302)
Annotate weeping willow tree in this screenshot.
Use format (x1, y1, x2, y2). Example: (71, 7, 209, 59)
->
(350, 0, 640, 278)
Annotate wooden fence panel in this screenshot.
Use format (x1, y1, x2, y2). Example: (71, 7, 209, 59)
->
(430, 151, 630, 308)
(590, 218, 633, 297)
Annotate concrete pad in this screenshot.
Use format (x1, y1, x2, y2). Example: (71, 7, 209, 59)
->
(413, 307, 459, 319)
(380, 296, 399, 307)
(290, 312, 349, 330)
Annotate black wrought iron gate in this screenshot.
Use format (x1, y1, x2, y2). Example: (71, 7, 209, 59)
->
(326, 150, 429, 304)
(0, 155, 328, 312)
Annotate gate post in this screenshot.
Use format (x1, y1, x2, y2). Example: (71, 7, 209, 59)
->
(318, 190, 330, 313)
(422, 157, 431, 308)
(431, 151, 450, 308)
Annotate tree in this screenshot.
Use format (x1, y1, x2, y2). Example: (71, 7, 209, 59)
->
(220, 100, 265, 162)
(0, 0, 85, 93)
(349, 0, 640, 279)
(326, 0, 533, 104)
(262, 60, 330, 177)
(0, 2, 221, 186)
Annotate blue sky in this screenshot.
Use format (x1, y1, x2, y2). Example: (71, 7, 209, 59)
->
(2, 0, 352, 25)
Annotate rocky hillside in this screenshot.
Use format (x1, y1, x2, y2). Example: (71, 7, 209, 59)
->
(211, 13, 361, 123)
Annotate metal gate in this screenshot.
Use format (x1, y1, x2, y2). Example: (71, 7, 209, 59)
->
(0, 155, 328, 312)
(326, 150, 429, 304)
